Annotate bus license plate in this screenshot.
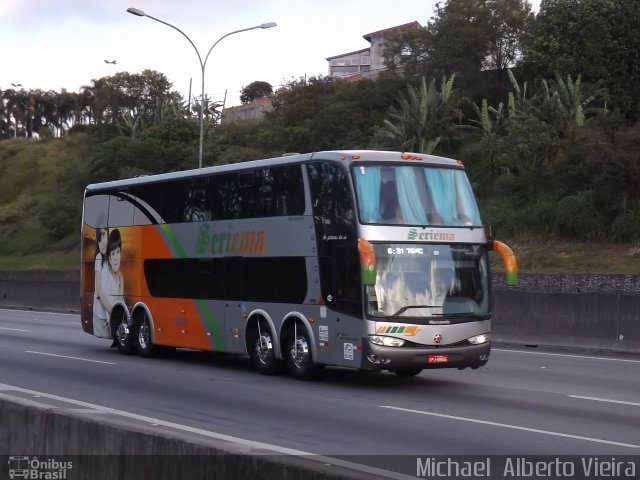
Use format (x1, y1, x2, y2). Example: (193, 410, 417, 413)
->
(428, 354, 449, 364)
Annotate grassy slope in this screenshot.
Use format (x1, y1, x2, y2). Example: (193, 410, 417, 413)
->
(0, 136, 638, 274)
(0, 136, 88, 270)
(491, 235, 640, 275)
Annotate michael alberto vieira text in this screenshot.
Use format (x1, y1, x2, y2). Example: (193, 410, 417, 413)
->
(416, 457, 638, 478)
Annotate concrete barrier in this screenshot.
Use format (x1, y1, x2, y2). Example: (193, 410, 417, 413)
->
(0, 270, 638, 353)
(491, 273, 640, 354)
(0, 270, 79, 312)
(0, 395, 375, 480)
(492, 290, 640, 353)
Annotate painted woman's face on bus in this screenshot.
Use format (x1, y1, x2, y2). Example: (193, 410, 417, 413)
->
(109, 246, 121, 273)
(97, 229, 108, 255)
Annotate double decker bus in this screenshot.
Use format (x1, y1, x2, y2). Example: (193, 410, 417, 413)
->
(80, 150, 517, 379)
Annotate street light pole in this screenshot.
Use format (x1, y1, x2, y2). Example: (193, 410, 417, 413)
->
(126, 7, 276, 168)
(104, 59, 117, 76)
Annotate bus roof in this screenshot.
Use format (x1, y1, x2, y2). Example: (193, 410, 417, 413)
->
(85, 150, 462, 192)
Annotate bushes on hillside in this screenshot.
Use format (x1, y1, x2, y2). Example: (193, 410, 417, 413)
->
(552, 192, 606, 240)
(38, 198, 81, 240)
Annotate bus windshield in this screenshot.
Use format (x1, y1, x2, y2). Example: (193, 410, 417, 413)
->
(366, 244, 489, 319)
(352, 164, 481, 226)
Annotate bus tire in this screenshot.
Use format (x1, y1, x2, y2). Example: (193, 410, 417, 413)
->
(249, 319, 282, 375)
(112, 309, 135, 355)
(135, 312, 160, 358)
(393, 368, 422, 377)
(286, 323, 320, 380)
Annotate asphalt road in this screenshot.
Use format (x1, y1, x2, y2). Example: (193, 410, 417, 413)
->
(1, 308, 639, 477)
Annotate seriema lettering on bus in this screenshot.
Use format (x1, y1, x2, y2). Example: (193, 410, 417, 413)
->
(196, 224, 267, 255)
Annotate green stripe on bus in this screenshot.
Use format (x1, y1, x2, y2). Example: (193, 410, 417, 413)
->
(159, 224, 187, 258)
(196, 300, 224, 351)
(157, 225, 223, 350)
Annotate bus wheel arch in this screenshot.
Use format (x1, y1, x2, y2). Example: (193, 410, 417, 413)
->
(246, 312, 282, 375)
(281, 314, 322, 380)
(110, 304, 135, 355)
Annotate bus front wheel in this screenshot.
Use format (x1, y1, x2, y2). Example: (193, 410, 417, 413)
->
(286, 323, 321, 380)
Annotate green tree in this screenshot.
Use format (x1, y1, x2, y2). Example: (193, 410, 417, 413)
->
(384, 0, 533, 79)
(523, 0, 640, 120)
(266, 76, 338, 152)
(484, 0, 535, 70)
(83, 70, 182, 125)
(240, 81, 273, 104)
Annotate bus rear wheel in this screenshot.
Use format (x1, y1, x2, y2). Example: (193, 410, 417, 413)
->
(135, 312, 160, 358)
(113, 310, 135, 355)
(249, 320, 282, 375)
(286, 324, 321, 380)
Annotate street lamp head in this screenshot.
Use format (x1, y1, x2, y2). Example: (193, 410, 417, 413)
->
(260, 22, 277, 29)
(126, 7, 146, 16)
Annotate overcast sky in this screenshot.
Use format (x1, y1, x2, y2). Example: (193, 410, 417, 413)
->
(0, 0, 539, 108)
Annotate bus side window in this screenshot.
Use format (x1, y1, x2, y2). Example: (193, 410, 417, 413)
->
(308, 162, 356, 237)
(275, 165, 305, 216)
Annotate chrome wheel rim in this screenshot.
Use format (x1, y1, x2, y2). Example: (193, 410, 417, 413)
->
(138, 321, 150, 350)
(116, 319, 129, 346)
(290, 335, 310, 369)
(256, 333, 274, 365)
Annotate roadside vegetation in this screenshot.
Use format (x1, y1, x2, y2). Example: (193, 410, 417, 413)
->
(1, 0, 639, 273)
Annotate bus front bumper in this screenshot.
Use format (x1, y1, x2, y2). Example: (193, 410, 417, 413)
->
(362, 342, 491, 371)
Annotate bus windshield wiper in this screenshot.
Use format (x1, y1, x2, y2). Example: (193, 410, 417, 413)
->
(431, 312, 489, 320)
(390, 305, 439, 319)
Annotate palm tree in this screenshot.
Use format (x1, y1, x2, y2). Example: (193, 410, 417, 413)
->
(505, 68, 536, 120)
(381, 74, 458, 154)
(8, 88, 29, 138)
(77, 86, 94, 125)
(116, 110, 143, 138)
(0, 88, 9, 137)
(535, 73, 608, 137)
(50, 90, 78, 136)
(468, 98, 508, 178)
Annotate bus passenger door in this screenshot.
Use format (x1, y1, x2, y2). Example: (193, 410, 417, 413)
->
(307, 162, 363, 368)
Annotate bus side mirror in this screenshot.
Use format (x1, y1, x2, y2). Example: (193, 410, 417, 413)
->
(358, 238, 376, 286)
(488, 240, 518, 286)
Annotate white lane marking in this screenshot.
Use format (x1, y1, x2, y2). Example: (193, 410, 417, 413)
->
(0, 327, 30, 332)
(380, 405, 640, 449)
(569, 395, 640, 408)
(0, 383, 414, 480)
(0, 308, 79, 317)
(25, 351, 117, 365)
(493, 348, 640, 364)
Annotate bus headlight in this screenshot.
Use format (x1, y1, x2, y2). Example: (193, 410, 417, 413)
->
(369, 335, 405, 347)
(468, 333, 490, 345)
